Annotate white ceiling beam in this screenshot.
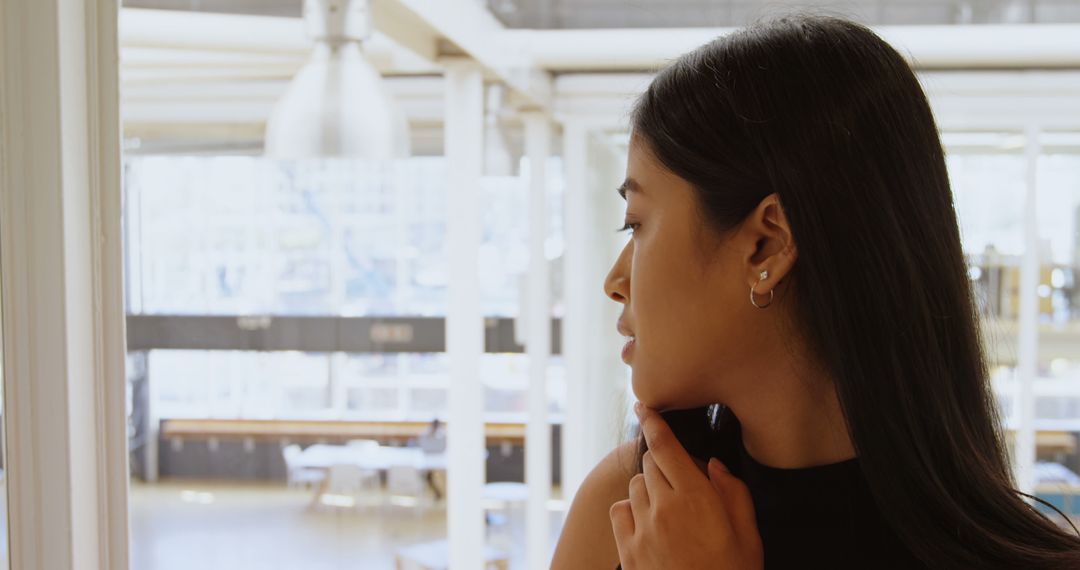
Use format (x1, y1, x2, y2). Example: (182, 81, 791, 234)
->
(120, 8, 440, 75)
(549, 70, 1080, 131)
(382, 0, 553, 110)
(123, 76, 447, 125)
(121, 47, 304, 68)
(120, 8, 307, 53)
(549, 71, 1080, 103)
(370, 0, 442, 64)
(880, 24, 1080, 68)
(512, 24, 1080, 71)
(120, 9, 1080, 77)
(121, 47, 437, 79)
(119, 69, 1080, 135)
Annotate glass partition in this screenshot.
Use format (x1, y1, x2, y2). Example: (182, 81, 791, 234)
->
(124, 154, 567, 569)
(947, 133, 1080, 528)
(1033, 146, 1080, 522)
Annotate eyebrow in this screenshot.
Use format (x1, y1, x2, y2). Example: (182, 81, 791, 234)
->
(617, 178, 643, 200)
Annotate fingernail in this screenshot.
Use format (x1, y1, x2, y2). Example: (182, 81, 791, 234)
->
(709, 458, 729, 474)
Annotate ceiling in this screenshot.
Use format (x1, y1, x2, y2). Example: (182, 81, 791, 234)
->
(123, 0, 302, 17)
(122, 0, 1080, 27)
(116, 1, 1080, 153)
(487, 0, 1080, 28)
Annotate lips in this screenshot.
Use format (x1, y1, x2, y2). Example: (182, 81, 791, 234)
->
(617, 318, 636, 364)
(620, 335, 636, 363)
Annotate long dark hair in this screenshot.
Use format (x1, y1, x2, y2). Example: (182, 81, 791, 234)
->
(625, 14, 1080, 568)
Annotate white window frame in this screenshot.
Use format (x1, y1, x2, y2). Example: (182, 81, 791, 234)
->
(0, 1, 129, 569)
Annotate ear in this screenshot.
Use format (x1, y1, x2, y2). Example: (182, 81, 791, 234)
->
(738, 193, 797, 294)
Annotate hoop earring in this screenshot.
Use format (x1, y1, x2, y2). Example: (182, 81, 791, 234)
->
(750, 269, 773, 309)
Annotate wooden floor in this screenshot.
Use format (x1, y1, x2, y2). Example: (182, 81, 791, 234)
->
(7, 480, 1080, 569)
(129, 480, 567, 570)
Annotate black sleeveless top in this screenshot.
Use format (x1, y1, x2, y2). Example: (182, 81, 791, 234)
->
(617, 406, 927, 569)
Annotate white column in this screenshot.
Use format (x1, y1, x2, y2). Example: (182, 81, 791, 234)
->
(561, 121, 632, 503)
(561, 119, 590, 502)
(442, 58, 486, 570)
(583, 135, 631, 471)
(0, 1, 129, 569)
(1014, 124, 1041, 497)
(522, 111, 552, 569)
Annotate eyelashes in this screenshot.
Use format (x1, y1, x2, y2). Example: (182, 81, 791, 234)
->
(616, 222, 640, 235)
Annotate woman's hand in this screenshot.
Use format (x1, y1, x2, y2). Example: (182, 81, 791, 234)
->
(609, 403, 764, 569)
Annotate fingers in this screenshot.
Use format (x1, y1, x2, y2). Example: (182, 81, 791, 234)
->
(628, 473, 650, 521)
(635, 403, 704, 491)
(615, 472, 651, 566)
(609, 498, 635, 559)
(708, 458, 760, 547)
(642, 450, 673, 495)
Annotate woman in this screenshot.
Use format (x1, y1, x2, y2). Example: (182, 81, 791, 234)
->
(551, 14, 1080, 569)
(418, 418, 446, 499)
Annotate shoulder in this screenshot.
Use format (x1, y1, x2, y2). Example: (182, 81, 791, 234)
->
(551, 439, 640, 570)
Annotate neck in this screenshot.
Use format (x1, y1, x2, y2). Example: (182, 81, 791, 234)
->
(727, 361, 855, 469)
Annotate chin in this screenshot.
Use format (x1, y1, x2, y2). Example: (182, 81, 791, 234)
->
(630, 374, 670, 411)
(631, 376, 710, 413)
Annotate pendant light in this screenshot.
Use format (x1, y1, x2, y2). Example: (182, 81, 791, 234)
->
(264, 0, 411, 159)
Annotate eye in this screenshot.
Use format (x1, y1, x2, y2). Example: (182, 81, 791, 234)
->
(616, 222, 640, 235)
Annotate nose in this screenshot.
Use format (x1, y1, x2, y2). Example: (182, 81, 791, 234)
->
(604, 242, 631, 304)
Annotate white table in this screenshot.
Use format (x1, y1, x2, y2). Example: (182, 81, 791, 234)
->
(295, 444, 447, 471)
(295, 444, 447, 506)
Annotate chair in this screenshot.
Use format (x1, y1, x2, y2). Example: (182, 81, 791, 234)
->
(282, 444, 325, 489)
(345, 439, 384, 492)
(394, 539, 509, 570)
(385, 463, 430, 516)
(387, 463, 426, 495)
(320, 463, 380, 509)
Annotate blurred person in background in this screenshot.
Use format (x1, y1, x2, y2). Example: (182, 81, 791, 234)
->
(417, 417, 446, 499)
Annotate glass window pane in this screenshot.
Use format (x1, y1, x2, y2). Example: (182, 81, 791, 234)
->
(945, 144, 1033, 501)
(126, 157, 450, 316)
(1036, 153, 1080, 323)
(1033, 148, 1080, 522)
(948, 152, 1027, 257)
(124, 155, 566, 568)
(949, 138, 1080, 523)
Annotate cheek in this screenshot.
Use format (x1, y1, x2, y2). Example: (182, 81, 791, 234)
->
(629, 249, 733, 408)
(631, 314, 726, 409)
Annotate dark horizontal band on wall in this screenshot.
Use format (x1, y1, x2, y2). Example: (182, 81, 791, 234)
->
(126, 315, 563, 354)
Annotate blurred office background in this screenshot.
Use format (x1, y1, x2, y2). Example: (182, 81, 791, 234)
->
(13, 1, 1075, 569)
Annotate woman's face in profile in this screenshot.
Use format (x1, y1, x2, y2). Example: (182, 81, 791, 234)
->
(604, 134, 758, 411)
